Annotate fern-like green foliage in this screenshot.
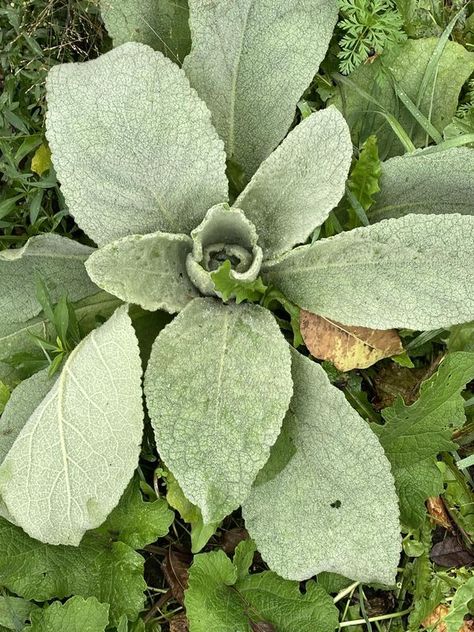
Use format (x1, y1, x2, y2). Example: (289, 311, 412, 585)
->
(337, 0, 406, 74)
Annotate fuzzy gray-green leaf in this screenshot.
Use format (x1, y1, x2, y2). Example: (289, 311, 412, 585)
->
(46, 42, 228, 246)
(144, 298, 293, 524)
(0, 307, 144, 546)
(370, 147, 474, 221)
(243, 349, 401, 585)
(264, 213, 474, 330)
(235, 108, 352, 258)
(86, 232, 198, 314)
(184, 0, 338, 178)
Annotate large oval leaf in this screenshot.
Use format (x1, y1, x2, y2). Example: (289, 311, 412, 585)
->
(243, 349, 401, 585)
(0, 235, 96, 327)
(144, 298, 293, 523)
(46, 43, 228, 246)
(0, 307, 144, 545)
(184, 0, 338, 178)
(264, 213, 474, 330)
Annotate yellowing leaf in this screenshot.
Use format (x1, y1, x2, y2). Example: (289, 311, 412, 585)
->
(31, 143, 52, 176)
(300, 310, 403, 371)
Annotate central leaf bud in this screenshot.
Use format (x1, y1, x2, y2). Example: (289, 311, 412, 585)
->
(186, 203, 263, 297)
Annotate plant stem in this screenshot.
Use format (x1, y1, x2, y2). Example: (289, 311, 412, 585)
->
(333, 581, 360, 604)
(339, 608, 411, 628)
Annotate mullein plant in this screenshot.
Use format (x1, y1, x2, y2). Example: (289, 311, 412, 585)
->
(0, 0, 473, 587)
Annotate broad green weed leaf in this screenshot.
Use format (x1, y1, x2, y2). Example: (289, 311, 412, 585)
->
(444, 576, 474, 632)
(347, 135, 381, 212)
(100, 0, 190, 63)
(371, 147, 474, 221)
(184, 0, 338, 178)
(0, 306, 144, 546)
(375, 352, 474, 528)
(185, 541, 339, 632)
(332, 38, 474, 158)
(0, 369, 55, 465)
(0, 235, 96, 326)
(46, 43, 228, 246)
(243, 349, 401, 585)
(95, 474, 173, 549)
(235, 108, 352, 258)
(448, 322, 474, 352)
(0, 595, 38, 629)
(145, 298, 293, 524)
(25, 596, 109, 632)
(86, 232, 198, 313)
(264, 213, 474, 330)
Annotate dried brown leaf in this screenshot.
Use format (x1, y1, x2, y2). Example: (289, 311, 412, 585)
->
(170, 613, 189, 632)
(426, 497, 453, 532)
(300, 310, 403, 371)
(249, 621, 277, 632)
(422, 605, 474, 632)
(162, 549, 191, 605)
(430, 536, 474, 568)
(221, 528, 249, 555)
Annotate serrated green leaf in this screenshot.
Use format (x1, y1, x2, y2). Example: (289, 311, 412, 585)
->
(375, 352, 474, 528)
(0, 235, 96, 327)
(86, 232, 198, 314)
(332, 38, 474, 159)
(145, 298, 293, 524)
(243, 349, 400, 585)
(185, 541, 339, 632)
(25, 596, 109, 632)
(347, 135, 381, 212)
(264, 213, 474, 330)
(444, 576, 474, 632)
(234, 108, 352, 258)
(370, 147, 474, 221)
(46, 43, 228, 246)
(0, 306, 144, 545)
(184, 0, 338, 178)
(100, 0, 190, 63)
(211, 260, 267, 304)
(0, 595, 38, 630)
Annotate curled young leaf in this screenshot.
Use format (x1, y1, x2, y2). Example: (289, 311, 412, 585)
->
(0, 307, 144, 546)
(184, 0, 338, 178)
(300, 310, 403, 371)
(86, 232, 198, 314)
(46, 42, 228, 246)
(264, 214, 474, 330)
(144, 298, 293, 524)
(243, 349, 401, 585)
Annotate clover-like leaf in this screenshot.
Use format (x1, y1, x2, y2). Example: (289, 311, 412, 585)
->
(100, 0, 191, 63)
(235, 108, 352, 258)
(144, 298, 293, 524)
(243, 349, 401, 585)
(370, 147, 474, 222)
(264, 213, 474, 330)
(86, 232, 198, 314)
(46, 42, 228, 246)
(184, 0, 338, 178)
(0, 235, 96, 327)
(0, 306, 143, 546)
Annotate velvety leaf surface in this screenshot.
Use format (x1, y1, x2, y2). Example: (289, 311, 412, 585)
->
(185, 541, 339, 632)
(0, 369, 55, 465)
(370, 148, 474, 221)
(243, 349, 401, 585)
(0, 235, 96, 326)
(95, 473, 174, 549)
(0, 306, 144, 545)
(86, 232, 198, 313)
(100, 0, 190, 63)
(332, 38, 474, 158)
(46, 42, 228, 246)
(25, 596, 109, 632)
(264, 213, 474, 330)
(375, 352, 474, 528)
(0, 292, 122, 387)
(235, 108, 352, 258)
(300, 310, 403, 371)
(145, 298, 293, 524)
(184, 0, 338, 178)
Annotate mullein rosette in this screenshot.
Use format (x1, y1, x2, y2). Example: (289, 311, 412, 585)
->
(0, 0, 473, 588)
